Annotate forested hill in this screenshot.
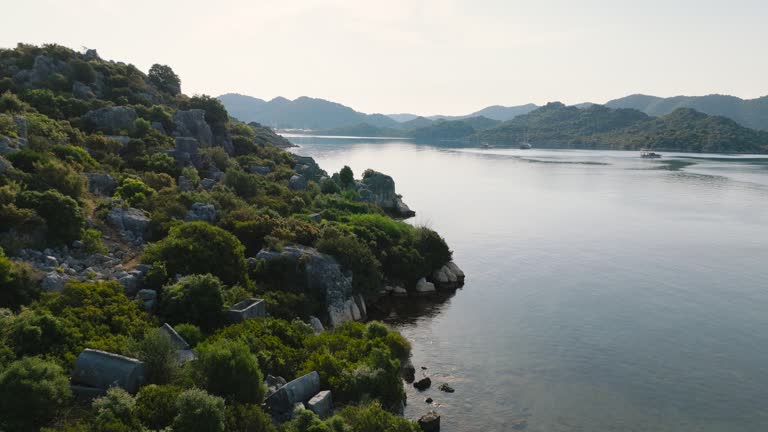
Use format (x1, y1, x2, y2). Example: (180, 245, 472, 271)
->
(605, 93, 768, 131)
(0, 43, 460, 432)
(477, 102, 768, 153)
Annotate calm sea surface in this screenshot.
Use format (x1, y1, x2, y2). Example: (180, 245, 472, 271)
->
(288, 136, 768, 432)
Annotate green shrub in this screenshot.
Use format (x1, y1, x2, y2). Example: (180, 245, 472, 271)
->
(142, 171, 176, 190)
(225, 403, 276, 432)
(32, 158, 86, 199)
(185, 95, 228, 135)
(81, 228, 107, 255)
(173, 388, 226, 432)
(114, 177, 155, 207)
(414, 227, 452, 271)
(160, 274, 224, 329)
(0, 247, 41, 309)
(0, 357, 72, 432)
(91, 387, 141, 432)
(132, 328, 178, 384)
(148, 64, 181, 95)
(52, 144, 99, 170)
(181, 166, 200, 187)
(135, 384, 182, 430)
(332, 402, 419, 432)
(69, 59, 96, 83)
(145, 152, 178, 176)
(143, 222, 247, 286)
(223, 168, 262, 198)
(195, 338, 266, 404)
(174, 323, 203, 348)
(281, 409, 329, 432)
(0, 91, 29, 114)
(16, 190, 84, 245)
(316, 226, 382, 294)
(339, 165, 354, 188)
(320, 178, 340, 194)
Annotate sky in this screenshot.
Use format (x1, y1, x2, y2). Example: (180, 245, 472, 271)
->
(2, 0, 767, 116)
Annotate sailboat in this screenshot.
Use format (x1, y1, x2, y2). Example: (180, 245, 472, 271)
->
(519, 130, 532, 149)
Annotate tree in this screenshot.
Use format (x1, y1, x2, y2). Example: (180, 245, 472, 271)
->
(0, 357, 72, 432)
(173, 388, 226, 432)
(91, 387, 141, 432)
(160, 274, 224, 329)
(133, 328, 178, 384)
(339, 165, 354, 188)
(187, 95, 228, 135)
(135, 384, 182, 430)
(225, 403, 276, 432)
(143, 222, 248, 286)
(195, 338, 266, 404)
(148, 64, 181, 95)
(16, 189, 84, 245)
(0, 247, 41, 309)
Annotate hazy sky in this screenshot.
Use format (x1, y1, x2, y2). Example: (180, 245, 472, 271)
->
(3, 0, 767, 115)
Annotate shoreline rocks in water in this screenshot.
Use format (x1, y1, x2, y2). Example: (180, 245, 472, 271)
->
(357, 170, 416, 218)
(413, 377, 432, 391)
(418, 411, 441, 432)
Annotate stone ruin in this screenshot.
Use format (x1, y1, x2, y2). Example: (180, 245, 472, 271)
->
(226, 298, 266, 323)
(265, 371, 334, 420)
(159, 323, 196, 363)
(70, 349, 145, 397)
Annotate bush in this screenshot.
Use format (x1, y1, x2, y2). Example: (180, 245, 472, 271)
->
(33, 159, 86, 199)
(414, 227, 452, 271)
(160, 274, 224, 329)
(143, 222, 248, 286)
(225, 403, 276, 432)
(173, 388, 226, 432)
(316, 226, 382, 294)
(69, 59, 96, 83)
(0, 247, 41, 309)
(181, 166, 200, 187)
(142, 171, 175, 190)
(133, 328, 178, 384)
(223, 168, 262, 198)
(185, 95, 228, 136)
(195, 338, 266, 404)
(148, 64, 181, 95)
(339, 166, 354, 188)
(114, 177, 155, 207)
(332, 402, 419, 432)
(174, 323, 203, 348)
(145, 152, 178, 176)
(320, 178, 340, 194)
(16, 189, 84, 245)
(0, 357, 72, 432)
(81, 228, 107, 255)
(91, 387, 141, 432)
(52, 144, 99, 170)
(135, 384, 182, 430)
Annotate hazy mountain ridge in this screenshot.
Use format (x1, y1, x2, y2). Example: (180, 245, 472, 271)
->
(606, 94, 768, 130)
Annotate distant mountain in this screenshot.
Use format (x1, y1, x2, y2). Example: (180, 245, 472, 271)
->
(396, 116, 434, 130)
(387, 113, 420, 122)
(477, 102, 768, 153)
(467, 104, 539, 121)
(606, 94, 768, 131)
(313, 116, 500, 141)
(217, 93, 398, 129)
(312, 123, 405, 138)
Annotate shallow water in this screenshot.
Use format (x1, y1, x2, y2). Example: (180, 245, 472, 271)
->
(288, 136, 768, 432)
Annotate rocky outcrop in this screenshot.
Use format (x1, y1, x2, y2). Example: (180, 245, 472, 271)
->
(107, 206, 150, 242)
(42, 271, 69, 292)
(249, 164, 272, 175)
(418, 411, 441, 432)
(289, 174, 307, 191)
(415, 277, 436, 294)
(357, 170, 415, 218)
(82, 106, 138, 134)
(430, 261, 465, 290)
(265, 371, 321, 416)
(293, 155, 327, 181)
(307, 390, 333, 418)
(72, 81, 96, 100)
(414, 377, 432, 391)
(250, 246, 366, 327)
(86, 173, 117, 196)
(173, 109, 213, 147)
(185, 202, 216, 222)
(0, 114, 29, 154)
(309, 316, 324, 334)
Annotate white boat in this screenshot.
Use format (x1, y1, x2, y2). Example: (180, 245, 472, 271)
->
(640, 149, 661, 158)
(519, 142, 532, 150)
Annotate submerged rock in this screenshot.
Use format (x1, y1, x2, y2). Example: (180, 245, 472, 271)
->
(414, 377, 432, 391)
(438, 383, 455, 393)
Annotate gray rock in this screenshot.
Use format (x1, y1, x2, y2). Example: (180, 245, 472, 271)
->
(71, 349, 145, 394)
(108, 207, 149, 239)
(119, 275, 140, 295)
(415, 278, 436, 294)
(431, 261, 465, 290)
(86, 173, 118, 196)
(226, 298, 266, 323)
(185, 202, 216, 223)
(178, 176, 193, 192)
(438, 383, 455, 393)
(292, 155, 327, 181)
(42, 271, 68, 292)
(357, 170, 415, 218)
(82, 106, 138, 134)
(418, 411, 440, 432)
(72, 240, 84, 249)
(401, 358, 416, 383)
(309, 316, 324, 334)
(30, 55, 57, 84)
(200, 178, 216, 190)
(307, 390, 333, 418)
(174, 136, 201, 154)
(136, 289, 156, 301)
(44, 255, 58, 267)
(72, 81, 95, 100)
(84, 49, 100, 60)
(265, 375, 287, 398)
(414, 377, 432, 391)
(150, 121, 166, 134)
(308, 213, 322, 222)
(249, 165, 272, 175)
(289, 174, 307, 191)
(265, 371, 321, 415)
(173, 110, 213, 146)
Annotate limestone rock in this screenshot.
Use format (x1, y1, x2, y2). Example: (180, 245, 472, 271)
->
(292, 155, 327, 181)
(432, 261, 465, 289)
(265, 371, 321, 415)
(265, 375, 287, 398)
(82, 106, 138, 134)
(173, 109, 213, 146)
(309, 316, 325, 334)
(185, 202, 216, 222)
(119, 274, 140, 296)
(415, 278, 436, 294)
(307, 390, 333, 418)
(86, 173, 117, 196)
(289, 174, 308, 191)
(200, 178, 216, 190)
(42, 271, 68, 292)
(357, 170, 415, 218)
(249, 164, 272, 175)
(72, 81, 95, 100)
(393, 286, 408, 296)
(107, 207, 150, 240)
(418, 411, 440, 432)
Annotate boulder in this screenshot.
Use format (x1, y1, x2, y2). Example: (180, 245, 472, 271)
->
(414, 377, 432, 391)
(44, 255, 58, 267)
(107, 207, 150, 240)
(432, 261, 465, 289)
(445, 261, 465, 282)
(401, 358, 416, 383)
(265, 371, 321, 414)
(415, 278, 436, 294)
(174, 136, 201, 154)
(249, 165, 272, 175)
(418, 411, 440, 432)
(136, 289, 157, 311)
(226, 298, 266, 323)
(72, 81, 95, 100)
(86, 173, 118, 196)
(200, 178, 216, 190)
(307, 390, 333, 418)
(82, 106, 138, 134)
(393, 286, 408, 296)
(42, 271, 68, 292)
(289, 174, 308, 191)
(309, 316, 324, 334)
(357, 170, 415, 218)
(185, 202, 216, 222)
(119, 275, 140, 295)
(292, 155, 327, 181)
(265, 375, 287, 398)
(30, 55, 57, 84)
(251, 246, 365, 327)
(438, 383, 455, 393)
(71, 349, 145, 394)
(173, 109, 213, 147)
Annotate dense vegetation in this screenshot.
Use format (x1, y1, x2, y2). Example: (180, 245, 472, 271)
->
(477, 102, 768, 153)
(312, 115, 501, 141)
(0, 43, 454, 431)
